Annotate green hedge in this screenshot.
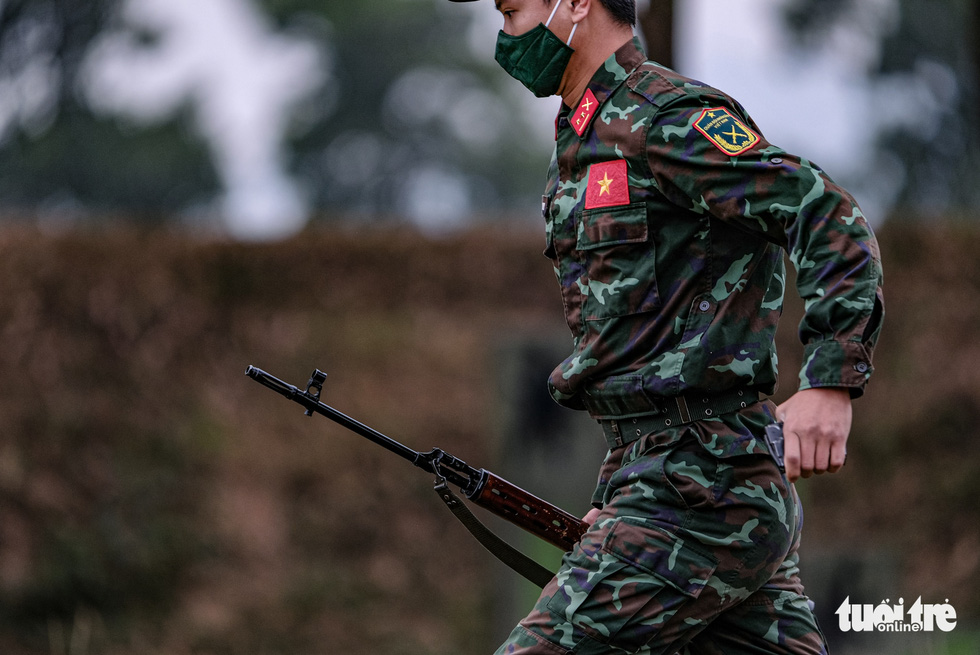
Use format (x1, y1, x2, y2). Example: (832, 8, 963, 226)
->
(0, 221, 975, 653)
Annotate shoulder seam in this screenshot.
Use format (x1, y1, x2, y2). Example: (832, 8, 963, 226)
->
(626, 62, 681, 107)
(627, 63, 736, 115)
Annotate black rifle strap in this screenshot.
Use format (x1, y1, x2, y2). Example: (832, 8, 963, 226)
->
(433, 481, 556, 589)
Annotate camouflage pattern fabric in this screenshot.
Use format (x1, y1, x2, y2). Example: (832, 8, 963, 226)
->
(493, 35, 884, 654)
(495, 402, 828, 654)
(541, 38, 884, 418)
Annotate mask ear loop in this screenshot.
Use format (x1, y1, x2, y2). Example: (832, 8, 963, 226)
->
(566, 22, 578, 46)
(545, 0, 578, 47)
(545, 0, 564, 27)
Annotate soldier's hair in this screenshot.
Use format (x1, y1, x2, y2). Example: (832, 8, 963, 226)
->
(598, 0, 636, 26)
(550, 0, 635, 27)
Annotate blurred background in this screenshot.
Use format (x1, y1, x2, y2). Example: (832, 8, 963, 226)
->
(0, 0, 978, 653)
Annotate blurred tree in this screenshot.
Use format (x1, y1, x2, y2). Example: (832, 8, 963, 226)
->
(0, 0, 681, 232)
(264, 0, 554, 229)
(0, 0, 559, 232)
(18, 0, 978, 229)
(638, 0, 674, 69)
(274, 0, 678, 228)
(783, 0, 980, 213)
(0, 0, 673, 233)
(0, 0, 220, 219)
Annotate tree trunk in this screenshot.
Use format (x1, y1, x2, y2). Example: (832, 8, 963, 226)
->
(974, 0, 980, 107)
(638, 0, 674, 68)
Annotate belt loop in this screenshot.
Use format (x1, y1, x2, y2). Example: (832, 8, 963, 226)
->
(610, 420, 623, 447)
(675, 396, 692, 424)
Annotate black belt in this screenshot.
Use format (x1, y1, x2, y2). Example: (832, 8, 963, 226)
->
(598, 389, 759, 448)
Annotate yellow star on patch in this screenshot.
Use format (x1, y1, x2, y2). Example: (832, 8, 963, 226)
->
(585, 159, 629, 209)
(597, 172, 614, 196)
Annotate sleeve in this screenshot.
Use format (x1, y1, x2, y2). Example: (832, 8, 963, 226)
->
(644, 95, 884, 397)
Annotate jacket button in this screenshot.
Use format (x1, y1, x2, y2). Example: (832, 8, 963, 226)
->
(698, 300, 711, 312)
(855, 362, 870, 373)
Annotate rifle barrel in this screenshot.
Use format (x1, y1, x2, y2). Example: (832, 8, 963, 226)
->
(245, 366, 421, 464)
(246, 365, 589, 557)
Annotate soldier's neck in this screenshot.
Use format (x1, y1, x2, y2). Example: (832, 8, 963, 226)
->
(559, 33, 633, 108)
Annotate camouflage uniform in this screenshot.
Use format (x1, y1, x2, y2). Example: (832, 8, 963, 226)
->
(495, 38, 883, 654)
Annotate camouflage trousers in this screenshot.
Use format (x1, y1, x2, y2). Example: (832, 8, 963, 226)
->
(494, 401, 828, 654)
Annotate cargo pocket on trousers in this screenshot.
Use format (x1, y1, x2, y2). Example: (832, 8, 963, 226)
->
(547, 518, 717, 653)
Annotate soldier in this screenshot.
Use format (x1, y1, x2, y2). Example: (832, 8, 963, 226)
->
(449, 1, 883, 653)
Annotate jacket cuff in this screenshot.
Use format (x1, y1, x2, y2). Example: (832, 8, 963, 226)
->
(798, 340, 874, 398)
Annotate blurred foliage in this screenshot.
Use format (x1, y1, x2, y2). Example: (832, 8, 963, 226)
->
(0, 0, 220, 215)
(783, 0, 980, 212)
(0, 0, 552, 223)
(264, 0, 552, 218)
(0, 108, 219, 217)
(0, 222, 559, 654)
(0, 219, 978, 653)
(11, 0, 979, 227)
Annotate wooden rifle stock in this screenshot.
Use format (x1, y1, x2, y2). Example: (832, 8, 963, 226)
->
(472, 472, 586, 552)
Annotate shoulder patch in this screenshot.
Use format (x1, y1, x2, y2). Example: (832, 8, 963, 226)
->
(693, 107, 760, 156)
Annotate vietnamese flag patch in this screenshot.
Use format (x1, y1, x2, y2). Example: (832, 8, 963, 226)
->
(585, 159, 630, 209)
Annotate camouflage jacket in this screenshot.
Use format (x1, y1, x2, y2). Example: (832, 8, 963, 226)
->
(542, 38, 884, 418)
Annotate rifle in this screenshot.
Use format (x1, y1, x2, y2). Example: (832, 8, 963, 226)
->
(245, 366, 587, 587)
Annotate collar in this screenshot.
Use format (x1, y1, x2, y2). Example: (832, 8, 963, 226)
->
(562, 37, 647, 139)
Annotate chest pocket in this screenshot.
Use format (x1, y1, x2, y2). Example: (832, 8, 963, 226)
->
(576, 202, 660, 321)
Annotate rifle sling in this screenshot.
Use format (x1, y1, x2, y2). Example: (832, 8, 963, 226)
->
(433, 481, 556, 589)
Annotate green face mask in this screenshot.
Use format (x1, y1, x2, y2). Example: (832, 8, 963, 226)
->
(494, 0, 577, 98)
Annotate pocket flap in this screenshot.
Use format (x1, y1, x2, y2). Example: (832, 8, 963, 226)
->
(577, 203, 648, 250)
(602, 519, 717, 598)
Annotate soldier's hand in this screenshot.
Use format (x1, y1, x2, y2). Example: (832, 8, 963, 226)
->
(775, 387, 852, 483)
(583, 507, 602, 527)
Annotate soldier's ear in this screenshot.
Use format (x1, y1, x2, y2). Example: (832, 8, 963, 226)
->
(568, 0, 592, 22)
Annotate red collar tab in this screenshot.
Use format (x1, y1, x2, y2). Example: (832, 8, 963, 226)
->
(571, 89, 599, 137)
